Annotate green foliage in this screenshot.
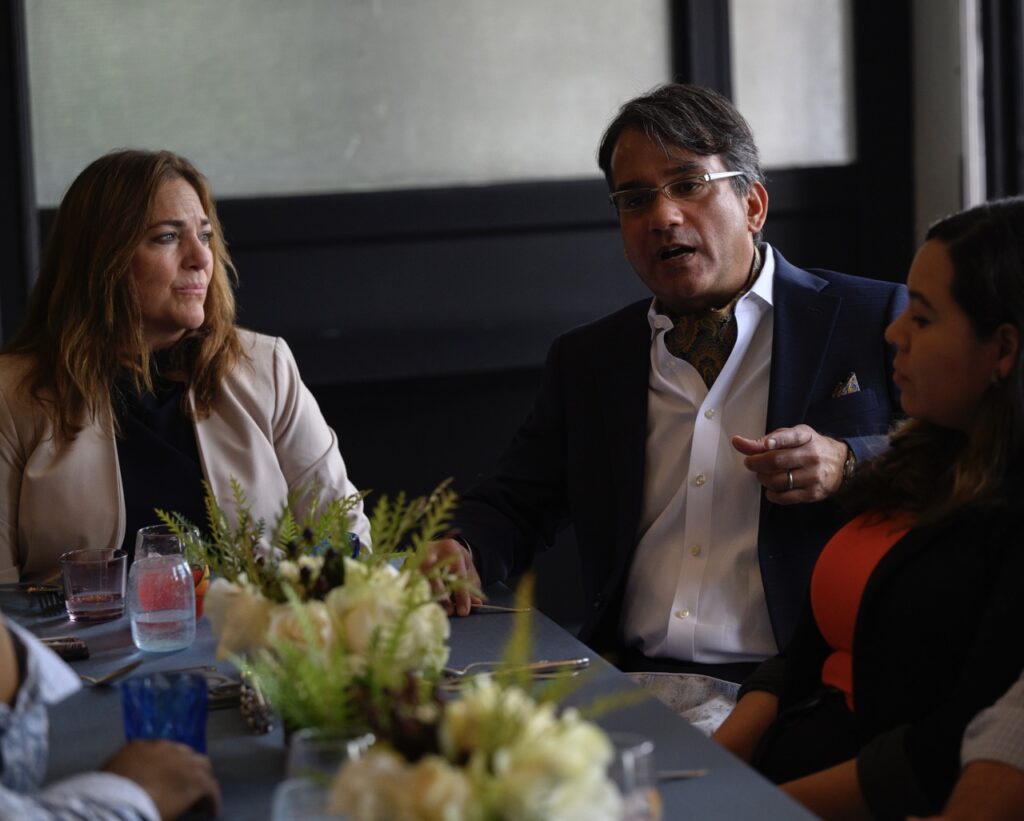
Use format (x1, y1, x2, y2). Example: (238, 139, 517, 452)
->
(156, 477, 459, 604)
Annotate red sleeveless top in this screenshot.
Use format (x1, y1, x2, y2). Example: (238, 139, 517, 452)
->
(810, 514, 909, 709)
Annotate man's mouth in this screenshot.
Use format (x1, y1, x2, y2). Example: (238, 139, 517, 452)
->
(659, 244, 696, 261)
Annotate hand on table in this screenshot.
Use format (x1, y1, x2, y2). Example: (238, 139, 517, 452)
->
(104, 740, 221, 820)
(422, 538, 482, 617)
(732, 425, 849, 505)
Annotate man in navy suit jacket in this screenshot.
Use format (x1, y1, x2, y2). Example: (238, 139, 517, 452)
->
(432, 84, 907, 681)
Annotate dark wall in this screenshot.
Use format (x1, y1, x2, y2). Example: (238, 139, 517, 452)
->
(218, 180, 645, 629)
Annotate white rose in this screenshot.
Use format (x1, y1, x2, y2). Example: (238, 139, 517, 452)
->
(497, 721, 620, 821)
(265, 600, 332, 650)
(329, 749, 407, 820)
(324, 560, 449, 681)
(441, 679, 550, 758)
(297, 555, 325, 575)
(277, 560, 300, 583)
(397, 755, 477, 821)
(330, 750, 478, 821)
(203, 578, 274, 659)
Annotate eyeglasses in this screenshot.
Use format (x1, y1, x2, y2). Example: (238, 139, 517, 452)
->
(608, 171, 745, 212)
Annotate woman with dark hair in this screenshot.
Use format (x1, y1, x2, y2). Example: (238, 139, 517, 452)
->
(713, 197, 1024, 819)
(0, 149, 369, 582)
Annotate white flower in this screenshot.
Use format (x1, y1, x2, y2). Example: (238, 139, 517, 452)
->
(440, 680, 623, 821)
(323, 559, 449, 681)
(203, 578, 274, 659)
(297, 555, 324, 575)
(265, 600, 332, 650)
(441, 676, 552, 758)
(492, 717, 622, 821)
(277, 560, 300, 583)
(329, 750, 478, 821)
(329, 748, 407, 820)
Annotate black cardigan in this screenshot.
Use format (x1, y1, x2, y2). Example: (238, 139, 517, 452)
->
(742, 505, 1024, 819)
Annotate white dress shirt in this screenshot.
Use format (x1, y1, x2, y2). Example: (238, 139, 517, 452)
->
(621, 246, 778, 664)
(1, 620, 160, 820)
(962, 668, 1024, 771)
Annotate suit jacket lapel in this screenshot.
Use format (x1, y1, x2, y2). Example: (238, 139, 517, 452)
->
(597, 301, 652, 567)
(766, 253, 842, 431)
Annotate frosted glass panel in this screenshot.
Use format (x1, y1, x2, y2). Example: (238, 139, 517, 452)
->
(729, 0, 855, 168)
(26, 0, 670, 205)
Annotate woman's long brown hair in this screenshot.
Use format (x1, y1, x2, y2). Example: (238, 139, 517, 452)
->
(4, 149, 245, 440)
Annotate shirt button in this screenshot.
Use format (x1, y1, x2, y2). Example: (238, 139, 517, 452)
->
(691, 544, 702, 557)
(704, 408, 716, 419)
(674, 608, 690, 620)
(694, 473, 707, 486)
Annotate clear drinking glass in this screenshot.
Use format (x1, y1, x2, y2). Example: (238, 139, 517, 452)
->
(135, 523, 197, 560)
(271, 779, 344, 821)
(286, 728, 375, 779)
(128, 553, 196, 652)
(59, 548, 127, 622)
(608, 733, 661, 821)
(273, 729, 373, 821)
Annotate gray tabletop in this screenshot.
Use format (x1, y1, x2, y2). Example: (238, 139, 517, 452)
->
(10, 593, 813, 820)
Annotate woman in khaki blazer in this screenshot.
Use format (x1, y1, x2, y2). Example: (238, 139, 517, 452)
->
(0, 150, 369, 583)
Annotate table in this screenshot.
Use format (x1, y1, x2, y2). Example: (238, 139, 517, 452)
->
(12, 595, 814, 820)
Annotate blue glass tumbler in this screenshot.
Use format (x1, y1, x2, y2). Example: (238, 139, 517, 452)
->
(120, 672, 208, 753)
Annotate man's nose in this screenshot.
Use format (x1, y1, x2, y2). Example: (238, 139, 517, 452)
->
(648, 189, 686, 230)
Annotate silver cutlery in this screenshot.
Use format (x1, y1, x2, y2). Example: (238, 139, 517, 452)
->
(78, 658, 143, 686)
(656, 769, 708, 781)
(443, 657, 590, 679)
(470, 603, 533, 614)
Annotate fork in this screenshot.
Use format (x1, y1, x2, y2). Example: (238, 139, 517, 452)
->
(443, 657, 590, 679)
(78, 658, 143, 686)
(0, 583, 65, 615)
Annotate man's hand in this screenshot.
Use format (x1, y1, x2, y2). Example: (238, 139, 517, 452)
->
(103, 740, 221, 820)
(732, 425, 849, 505)
(423, 538, 482, 617)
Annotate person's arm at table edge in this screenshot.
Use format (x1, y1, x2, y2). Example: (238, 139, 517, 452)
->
(713, 653, 786, 761)
(911, 760, 1024, 821)
(781, 758, 874, 820)
(1, 615, 220, 821)
(914, 669, 1024, 820)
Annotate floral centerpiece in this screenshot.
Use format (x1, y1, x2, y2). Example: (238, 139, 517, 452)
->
(329, 675, 623, 821)
(324, 580, 647, 821)
(158, 479, 462, 734)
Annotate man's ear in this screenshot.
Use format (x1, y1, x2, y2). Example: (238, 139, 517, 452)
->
(746, 182, 768, 234)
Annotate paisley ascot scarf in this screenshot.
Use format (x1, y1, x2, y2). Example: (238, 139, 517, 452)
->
(663, 246, 763, 389)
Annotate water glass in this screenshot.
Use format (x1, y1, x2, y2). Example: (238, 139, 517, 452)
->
(287, 728, 375, 779)
(128, 554, 196, 652)
(120, 672, 208, 753)
(608, 733, 661, 821)
(271, 779, 344, 821)
(135, 523, 198, 560)
(59, 548, 127, 622)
